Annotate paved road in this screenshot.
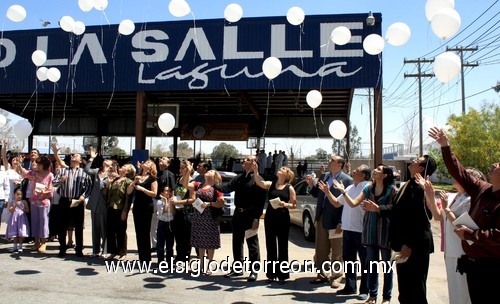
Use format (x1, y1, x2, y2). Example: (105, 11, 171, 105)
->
(0, 210, 448, 303)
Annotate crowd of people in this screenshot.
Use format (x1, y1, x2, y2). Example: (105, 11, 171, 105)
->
(0, 127, 498, 303)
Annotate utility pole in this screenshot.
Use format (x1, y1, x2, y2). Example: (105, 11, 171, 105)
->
(446, 46, 479, 114)
(404, 58, 434, 156)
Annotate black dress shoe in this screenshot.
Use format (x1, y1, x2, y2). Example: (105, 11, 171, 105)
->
(75, 251, 84, 257)
(247, 272, 258, 282)
(57, 250, 66, 257)
(224, 271, 243, 278)
(336, 288, 356, 296)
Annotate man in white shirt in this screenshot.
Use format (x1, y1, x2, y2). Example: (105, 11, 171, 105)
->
(320, 164, 371, 300)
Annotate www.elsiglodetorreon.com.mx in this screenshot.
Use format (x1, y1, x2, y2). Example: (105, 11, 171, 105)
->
(105, 257, 396, 277)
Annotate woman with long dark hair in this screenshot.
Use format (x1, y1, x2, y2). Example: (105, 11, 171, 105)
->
(334, 165, 396, 304)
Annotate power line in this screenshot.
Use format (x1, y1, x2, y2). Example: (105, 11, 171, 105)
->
(446, 46, 479, 113)
(404, 58, 434, 156)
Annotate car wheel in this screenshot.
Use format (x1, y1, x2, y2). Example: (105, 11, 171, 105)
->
(303, 212, 315, 242)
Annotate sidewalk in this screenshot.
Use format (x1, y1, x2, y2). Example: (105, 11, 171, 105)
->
(0, 210, 449, 303)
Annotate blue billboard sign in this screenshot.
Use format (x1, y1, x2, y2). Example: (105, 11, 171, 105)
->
(0, 13, 382, 94)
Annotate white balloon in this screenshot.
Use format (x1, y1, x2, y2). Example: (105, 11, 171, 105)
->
(425, 0, 455, 22)
(31, 50, 47, 66)
(224, 3, 243, 23)
(306, 90, 322, 109)
(433, 51, 461, 83)
(330, 26, 351, 46)
(6, 5, 26, 22)
(262, 57, 282, 80)
(46, 67, 61, 83)
(36, 67, 48, 82)
(72, 21, 86, 35)
(329, 120, 347, 140)
(59, 16, 75, 33)
(385, 22, 411, 46)
(286, 6, 305, 26)
(118, 19, 135, 35)
(169, 0, 191, 18)
(0, 114, 7, 128)
(93, 0, 109, 11)
(363, 34, 385, 55)
(78, 0, 94, 12)
(158, 113, 176, 134)
(431, 8, 461, 40)
(13, 120, 33, 140)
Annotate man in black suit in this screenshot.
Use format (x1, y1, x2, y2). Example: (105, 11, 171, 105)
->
(306, 155, 353, 288)
(215, 155, 267, 282)
(365, 155, 437, 304)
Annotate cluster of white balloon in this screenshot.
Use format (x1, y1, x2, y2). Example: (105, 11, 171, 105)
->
(32, 50, 62, 82)
(426, 0, 463, 83)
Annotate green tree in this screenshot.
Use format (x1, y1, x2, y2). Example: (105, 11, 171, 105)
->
(441, 103, 499, 175)
(107, 146, 128, 156)
(170, 142, 193, 159)
(316, 148, 328, 160)
(151, 144, 171, 157)
(336, 124, 362, 159)
(211, 142, 238, 160)
(100, 136, 120, 155)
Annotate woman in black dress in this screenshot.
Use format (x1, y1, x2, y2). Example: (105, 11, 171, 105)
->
(252, 162, 296, 284)
(127, 159, 158, 262)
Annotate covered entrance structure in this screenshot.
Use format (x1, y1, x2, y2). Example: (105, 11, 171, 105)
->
(0, 13, 383, 164)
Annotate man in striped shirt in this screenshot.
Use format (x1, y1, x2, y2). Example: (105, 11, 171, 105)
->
(53, 153, 92, 257)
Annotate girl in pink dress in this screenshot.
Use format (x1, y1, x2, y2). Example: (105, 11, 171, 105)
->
(6, 188, 29, 252)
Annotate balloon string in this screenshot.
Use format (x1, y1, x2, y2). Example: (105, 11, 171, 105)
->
(313, 108, 320, 140)
(50, 83, 56, 137)
(222, 19, 230, 97)
(1, 20, 7, 78)
(102, 10, 111, 26)
(296, 23, 304, 107)
(319, 40, 331, 92)
(107, 34, 120, 109)
(99, 25, 105, 84)
(65, 33, 74, 104)
(59, 82, 67, 127)
(21, 80, 41, 115)
(261, 81, 274, 139)
(191, 12, 197, 66)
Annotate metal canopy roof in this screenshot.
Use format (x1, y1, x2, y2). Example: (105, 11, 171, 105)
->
(0, 88, 353, 137)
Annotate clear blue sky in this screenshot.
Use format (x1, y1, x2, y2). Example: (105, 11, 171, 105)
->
(1, 0, 499, 157)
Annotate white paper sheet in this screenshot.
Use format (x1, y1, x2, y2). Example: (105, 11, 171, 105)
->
(245, 229, 258, 239)
(269, 197, 281, 209)
(192, 197, 205, 213)
(70, 199, 80, 208)
(453, 212, 479, 245)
